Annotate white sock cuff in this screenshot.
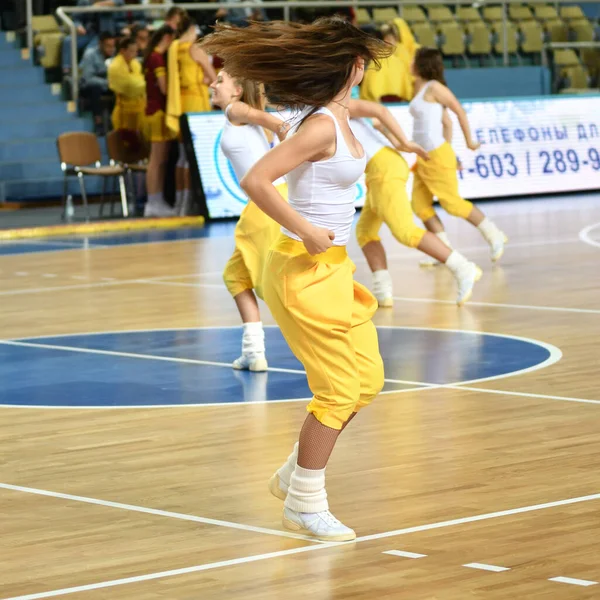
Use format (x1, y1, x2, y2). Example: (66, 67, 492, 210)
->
(277, 442, 299, 484)
(243, 321, 264, 336)
(446, 250, 468, 271)
(436, 231, 452, 248)
(285, 464, 328, 513)
(372, 269, 391, 285)
(148, 192, 164, 205)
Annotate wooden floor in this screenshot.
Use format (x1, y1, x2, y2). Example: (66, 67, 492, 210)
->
(1, 194, 600, 599)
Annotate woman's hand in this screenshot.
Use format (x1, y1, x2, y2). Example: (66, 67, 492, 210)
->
(404, 141, 430, 161)
(467, 140, 481, 151)
(277, 121, 291, 142)
(301, 225, 335, 255)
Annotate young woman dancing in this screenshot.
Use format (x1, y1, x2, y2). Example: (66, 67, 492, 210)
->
(210, 70, 289, 372)
(203, 17, 392, 541)
(409, 48, 508, 262)
(349, 108, 482, 306)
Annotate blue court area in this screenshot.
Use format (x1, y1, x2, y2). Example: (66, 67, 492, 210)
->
(0, 327, 556, 408)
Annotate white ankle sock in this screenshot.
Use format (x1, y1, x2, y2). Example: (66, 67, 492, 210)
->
(148, 192, 165, 206)
(436, 231, 453, 248)
(277, 442, 299, 486)
(372, 269, 392, 286)
(445, 250, 469, 273)
(175, 190, 184, 210)
(242, 321, 265, 355)
(285, 464, 328, 513)
(477, 217, 499, 242)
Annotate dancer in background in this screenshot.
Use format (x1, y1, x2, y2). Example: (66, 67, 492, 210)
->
(349, 100, 482, 306)
(143, 25, 176, 217)
(210, 69, 289, 372)
(203, 18, 392, 541)
(167, 17, 217, 215)
(409, 48, 508, 261)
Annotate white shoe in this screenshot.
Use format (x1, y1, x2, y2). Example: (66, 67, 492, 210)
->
(268, 472, 288, 501)
(490, 233, 508, 262)
(372, 282, 393, 308)
(144, 200, 176, 218)
(282, 507, 356, 542)
(456, 262, 483, 306)
(232, 352, 268, 372)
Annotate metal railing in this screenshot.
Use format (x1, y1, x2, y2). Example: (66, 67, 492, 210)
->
(49, 0, 599, 104)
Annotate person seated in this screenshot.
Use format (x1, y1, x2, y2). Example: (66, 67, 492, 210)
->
(79, 31, 116, 135)
(108, 36, 146, 133)
(62, 0, 125, 75)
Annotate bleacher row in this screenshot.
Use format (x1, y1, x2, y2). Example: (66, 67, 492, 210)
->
(357, 4, 599, 89)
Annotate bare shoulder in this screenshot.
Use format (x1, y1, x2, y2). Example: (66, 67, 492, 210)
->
(297, 113, 336, 145)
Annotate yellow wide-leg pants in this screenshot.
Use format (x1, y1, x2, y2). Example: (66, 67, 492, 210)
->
(223, 183, 288, 300)
(263, 234, 385, 430)
(356, 147, 426, 249)
(411, 142, 473, 222)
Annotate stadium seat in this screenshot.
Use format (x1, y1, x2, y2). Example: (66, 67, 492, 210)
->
(32, 15, 64, 69)
(570, 19, 595, 42)
(520, 20, 544, 53)
(483, 5, 504, 22)
(439, 22, 466, 59)
(581, 48, 600, 86)
(559, 5, 586, 21)
(412, 21, 438, 47)
(533, 5, 558, 21)
(428, 6, 456, 23)
(466, 22, 493, 61)
(544, 19, 569, 42)
(563, 65, 590, 89)
(402, 5, 428, 24)
(456, 6, 483, 23)
(509, 5, 534, 21)
(373, 7, 398, 23)
(553, 48, 581, 66)
(355, 8, 372, 26)
(492, 21, 519, 54)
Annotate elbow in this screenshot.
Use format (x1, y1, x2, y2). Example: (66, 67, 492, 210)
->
(240, 173, 257, 198)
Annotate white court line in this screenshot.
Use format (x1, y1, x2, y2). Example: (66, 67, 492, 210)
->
(549, 576, 598, 587)
(579, 222, 600, 249)
(136, 279, 226, 289)
(383, 550, 427, 559)
(4, 491, 600, 600)
(392, 295, 600, 315)
(463, 562, 510, 572)
(0, 544, 339, 600)
(0, 483, 319, 543)
(0, 339, 430, 387)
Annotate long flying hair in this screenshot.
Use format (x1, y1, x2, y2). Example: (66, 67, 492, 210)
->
(413, 47, 447, 86)
(201, 18, 392, 108)
(236, 78, 265, 111)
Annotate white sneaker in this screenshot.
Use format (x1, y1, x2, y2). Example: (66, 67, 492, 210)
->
(144, 200, 176, 218)
(283, 507, 356, 542)
(268, 472, 288, 501)
(490, 233, 508, 262)
(372, 282, 393, 308)
(456, 262, 483, 306)
(232, 352, 268, 372)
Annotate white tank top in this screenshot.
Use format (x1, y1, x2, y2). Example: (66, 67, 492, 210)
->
(220, 104, 285, 187)
(282, 107, 366, 247)
(349, 118, 393, 163)
(409, 81, 445, 152)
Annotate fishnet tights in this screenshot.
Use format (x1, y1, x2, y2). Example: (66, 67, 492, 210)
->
(297, 412, 358, 470)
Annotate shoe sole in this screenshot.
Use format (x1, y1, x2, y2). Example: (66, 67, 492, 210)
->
(232, 359, 269, 372)
(377, 298, 393, 308)
(282, 515, 356, 542)
(268, 473, 287, 501)
(457, 266, 483, 307)
(419, 260, 442, 268)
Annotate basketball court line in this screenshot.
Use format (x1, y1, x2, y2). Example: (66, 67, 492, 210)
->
(579, 222, 600, 249)
(4, 490, 600, 600)
(0, 483, 319, 543)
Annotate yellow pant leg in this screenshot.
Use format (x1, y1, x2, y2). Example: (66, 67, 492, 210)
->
(413, 142, 473, 220)
(263, 236, 384, 430)
(411, 168, 436, 222)
(223, 184, 288, 300)
(355, 183, 383, 248)
(350, 281, 385, 411)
